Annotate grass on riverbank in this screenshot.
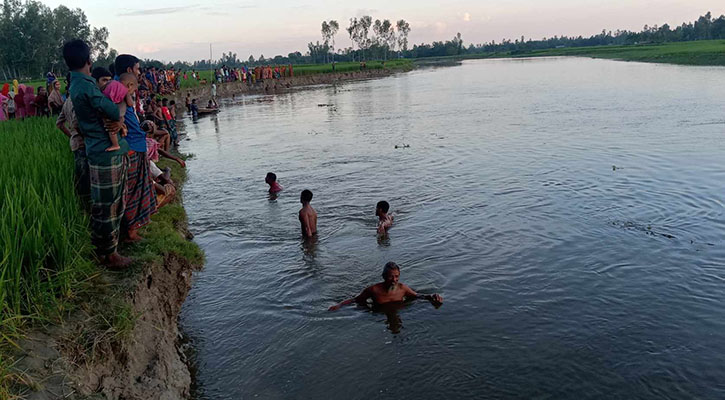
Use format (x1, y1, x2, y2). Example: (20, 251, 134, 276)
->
(0, 118, 94, 396)
(0, 117, 202, 397)
(416, 39, 725, 66)
(517, 39, 725, 65)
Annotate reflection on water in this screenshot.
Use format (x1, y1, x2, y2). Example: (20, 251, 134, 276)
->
(179, 57, 725, 399)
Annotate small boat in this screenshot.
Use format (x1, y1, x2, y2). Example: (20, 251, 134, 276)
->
(197, 107, 220, 115)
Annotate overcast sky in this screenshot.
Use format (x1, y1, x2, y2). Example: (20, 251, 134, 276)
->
(39, 0, 725, 62)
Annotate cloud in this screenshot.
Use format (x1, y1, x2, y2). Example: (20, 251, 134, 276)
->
(117, 6, 195, 17)
(355, 8, 378, 17)
(136, 44, 161, 54)
(198, 4, 256, 15)
(463, 13, 471, 22)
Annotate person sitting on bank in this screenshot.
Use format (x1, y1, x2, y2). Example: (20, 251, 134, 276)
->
(376, 200, 394, 234)
(265, 172, 283, 193)
(328, 262, 443, 311)
(299, 189, 317, 238)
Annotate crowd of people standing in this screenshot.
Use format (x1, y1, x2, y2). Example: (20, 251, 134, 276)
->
(58, 39, 186, 268)
(0, 76, 64, 120)
(211, 64, 294, 84)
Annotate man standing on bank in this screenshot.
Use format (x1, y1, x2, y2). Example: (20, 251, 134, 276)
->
(114, 54, 158, 243)
(63, 39, 130, 268)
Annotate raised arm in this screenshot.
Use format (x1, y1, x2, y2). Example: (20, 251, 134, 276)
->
(377, 215, 394, 235)
(328, 287, 372, 311)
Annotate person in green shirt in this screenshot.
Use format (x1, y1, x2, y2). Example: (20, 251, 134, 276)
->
(63, 39, 132, 268)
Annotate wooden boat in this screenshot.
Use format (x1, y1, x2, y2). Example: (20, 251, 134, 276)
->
(197, 107, 220, 115)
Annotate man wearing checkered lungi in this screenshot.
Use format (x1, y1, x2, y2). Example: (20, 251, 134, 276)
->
(115, 54, 158, 242)
(64, 39, 132, 268)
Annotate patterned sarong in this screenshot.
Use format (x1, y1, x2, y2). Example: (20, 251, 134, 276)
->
(73, 148, 90, 211)
(89, 154, 128, 256)
(166, 119, 178, 143)
(124, 151, 157, 231)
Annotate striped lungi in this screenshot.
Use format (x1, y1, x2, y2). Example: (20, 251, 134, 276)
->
(89, 154, 128, 256)
(124, 151, 157, 231)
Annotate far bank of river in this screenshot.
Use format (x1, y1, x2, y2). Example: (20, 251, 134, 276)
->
(415, 39, 725, 67)
(170, 65, 413, 106)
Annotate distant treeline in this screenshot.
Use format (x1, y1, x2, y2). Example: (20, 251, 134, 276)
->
(156, 11, 725, 70)
(459, 11, 725, 57)
(0, 0, 113, 80)
(5, 4, 725, 79)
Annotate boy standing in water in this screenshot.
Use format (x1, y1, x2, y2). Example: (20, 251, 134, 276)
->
(299, 189, 317, 238)
(376, 200, 394, 234)
(265, 172, 283, 193)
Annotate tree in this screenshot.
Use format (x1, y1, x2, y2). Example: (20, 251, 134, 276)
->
(347, 17, 359, 61)
(383, 19, 395, 60)
(329, 20, 339, 62)
(358, 15, 372, 60)
(396, 19, 411, 54)
(321, 21, 331, 62)
(0, 0, 108, 78)
(90, 27, 109, 60)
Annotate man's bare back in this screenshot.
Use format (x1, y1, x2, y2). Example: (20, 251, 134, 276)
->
(299, 205, 317, 237)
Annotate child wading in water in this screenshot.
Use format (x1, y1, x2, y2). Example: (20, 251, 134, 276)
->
(376, 200, 394, 234)
(96, 70, 137, 152)
(299, 189, 317, 238)
(265, 172, 283, 193)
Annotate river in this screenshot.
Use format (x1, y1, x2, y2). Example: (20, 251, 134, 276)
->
(178, 57, 725, 399)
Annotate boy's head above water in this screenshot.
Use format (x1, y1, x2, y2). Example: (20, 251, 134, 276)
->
(265, 172, 277, 184)
(300, 189, 313, 204)
(376, 200, 390, 215)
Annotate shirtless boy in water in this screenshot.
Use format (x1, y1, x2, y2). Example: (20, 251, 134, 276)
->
(376, 200, 394, 234)
(299, 189, 317, 237)
(328, 262, 443, 310)
(265, 172, 283, 193)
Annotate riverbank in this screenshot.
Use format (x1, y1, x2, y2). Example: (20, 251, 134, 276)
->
(0, 65, 416, 398)
(0, 118, 203, 399)
(415, 39, 725, 66)
(172, 62, 413, 105)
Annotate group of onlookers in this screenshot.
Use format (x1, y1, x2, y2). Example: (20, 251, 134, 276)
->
(0, 77, 64, 121)
(212, 64, 294, 84)
(59, 39, 186, 268)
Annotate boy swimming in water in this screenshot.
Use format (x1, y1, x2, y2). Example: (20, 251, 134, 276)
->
(299, 189, 317, 238)
(328, 262, 443, 310)
(265, 172, 283, 193)
(376, 200, 394, 234)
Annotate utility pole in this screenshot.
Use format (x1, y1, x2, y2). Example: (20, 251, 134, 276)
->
(209, 43, 213, 68)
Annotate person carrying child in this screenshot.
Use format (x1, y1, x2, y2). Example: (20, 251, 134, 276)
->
(96, 70, 137, 152)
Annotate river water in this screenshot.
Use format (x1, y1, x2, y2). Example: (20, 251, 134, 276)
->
(179, 57, 725, 399)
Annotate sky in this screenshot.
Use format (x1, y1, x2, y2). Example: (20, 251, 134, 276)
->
(40, 0, 725, 63)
